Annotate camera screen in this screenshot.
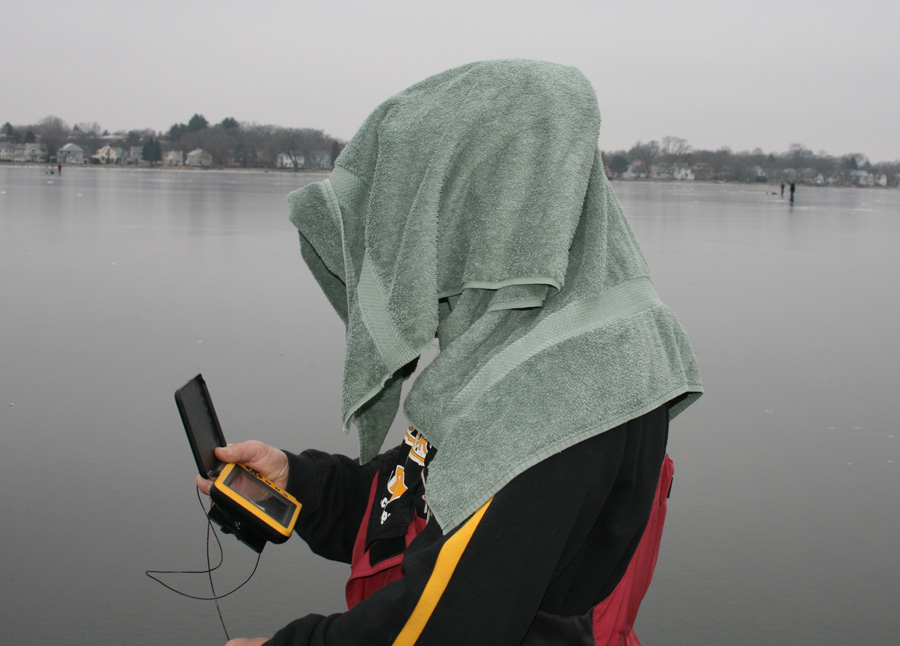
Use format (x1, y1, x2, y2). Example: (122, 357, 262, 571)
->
(223, 467, 296, 526)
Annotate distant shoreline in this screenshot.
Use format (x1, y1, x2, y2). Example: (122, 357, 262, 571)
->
(2, 161, 330, 175)
(3, 161, 896, 189)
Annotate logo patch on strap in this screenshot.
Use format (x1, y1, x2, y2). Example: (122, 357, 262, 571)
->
(387, 466, 408, 504)
(405, 426, 431, 467)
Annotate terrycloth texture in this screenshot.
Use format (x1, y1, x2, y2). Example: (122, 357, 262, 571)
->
(288, 59, 702, 531)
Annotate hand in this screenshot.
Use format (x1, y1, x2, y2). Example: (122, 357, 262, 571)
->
(225, 638, 268, 646)
(195, 440, 290, 494)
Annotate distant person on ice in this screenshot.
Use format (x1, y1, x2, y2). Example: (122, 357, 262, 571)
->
(198, 59, 703, 646)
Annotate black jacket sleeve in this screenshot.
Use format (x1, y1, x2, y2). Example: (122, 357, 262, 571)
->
(283, 446, 402, 563)
(267, 407, 669, 646)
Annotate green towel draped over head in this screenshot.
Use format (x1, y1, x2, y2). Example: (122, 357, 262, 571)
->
(289, 59, 702, 531)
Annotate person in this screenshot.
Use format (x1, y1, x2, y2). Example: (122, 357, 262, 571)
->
(780, 182, 785, 198)
(198, 60, 703, 646)
(790, 182, 796, 203)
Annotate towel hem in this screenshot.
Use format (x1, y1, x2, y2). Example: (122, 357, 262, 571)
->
(437, 276, 562, 300)
(428, 383, 702, 530)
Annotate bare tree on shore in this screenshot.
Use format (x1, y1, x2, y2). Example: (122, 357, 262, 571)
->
(36, 116, 70, 160)
(659, 136, 691, 164)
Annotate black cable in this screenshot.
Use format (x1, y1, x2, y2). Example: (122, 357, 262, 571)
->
(145, 487, 262, 639)
(206, 503, 230, 641)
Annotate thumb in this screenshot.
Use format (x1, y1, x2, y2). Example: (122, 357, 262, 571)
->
(215, 440, 271, 466)
(214, 443, 250, 464)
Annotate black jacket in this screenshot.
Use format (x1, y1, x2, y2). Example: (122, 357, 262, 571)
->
(268, 404, 670, 646)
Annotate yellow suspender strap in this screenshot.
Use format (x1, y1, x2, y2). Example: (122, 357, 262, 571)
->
(391, 498, 493, 645)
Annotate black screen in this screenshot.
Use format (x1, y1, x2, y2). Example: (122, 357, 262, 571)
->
(175, 375, 226, 478)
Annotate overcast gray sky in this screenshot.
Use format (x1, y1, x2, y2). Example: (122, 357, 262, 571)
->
(4, 0, 899, 161)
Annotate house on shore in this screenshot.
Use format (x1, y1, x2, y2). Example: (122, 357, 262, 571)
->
(849, 170, 875, 187)
(164, 150, 184, 166)
(691, 162, 715, 182)
(651, 163, 695, 181)
(0, 142, 12, 162)
(799, 168, 825, 185)
(58, 143, 85, 164)
(126, 146, 143, 165)
(307, 150, 333, 169)
(622, 160, 648, 179)
(185, 149, 212, 167)
(92, 144, 124, 164)
(277, 152, 302, 169)
(18, 143, 49, 163)
(275, 150, 332, 170)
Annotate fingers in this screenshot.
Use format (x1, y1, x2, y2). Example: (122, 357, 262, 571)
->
(195, 441, 280, 497)
(213, 440, 289, 489)
(195, 474, 213, 495)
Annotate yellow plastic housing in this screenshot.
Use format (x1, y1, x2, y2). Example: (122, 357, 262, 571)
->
(211, 463, 301, 542)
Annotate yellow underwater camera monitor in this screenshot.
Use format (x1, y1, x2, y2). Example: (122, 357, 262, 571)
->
(175, 374, 301, 553)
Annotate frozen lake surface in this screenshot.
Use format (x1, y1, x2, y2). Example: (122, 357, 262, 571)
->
(1, 166, 898, 645)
